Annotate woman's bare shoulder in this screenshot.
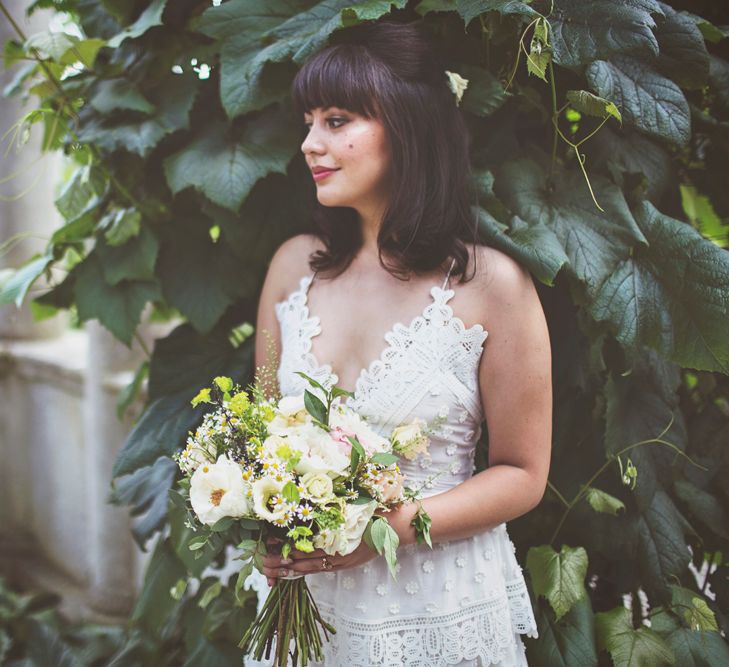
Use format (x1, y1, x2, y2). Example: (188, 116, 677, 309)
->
(270, 233, 326, 297)
(467, 243, 539, 323)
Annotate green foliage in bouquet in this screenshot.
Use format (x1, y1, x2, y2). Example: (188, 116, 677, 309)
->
(2, 0, 729, 663)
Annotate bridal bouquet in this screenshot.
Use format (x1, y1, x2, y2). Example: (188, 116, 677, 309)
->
(172, 371, 433, 666)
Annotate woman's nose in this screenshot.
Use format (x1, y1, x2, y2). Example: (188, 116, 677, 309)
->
(301, 125, 325, 155)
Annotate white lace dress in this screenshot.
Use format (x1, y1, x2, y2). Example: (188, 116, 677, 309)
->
(248, 260, 538, 666)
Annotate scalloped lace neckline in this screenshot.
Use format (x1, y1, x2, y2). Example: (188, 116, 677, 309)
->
(285, 273, 486, 401)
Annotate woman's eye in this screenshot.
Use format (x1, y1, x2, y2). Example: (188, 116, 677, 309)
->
(327, 117, 346, 128)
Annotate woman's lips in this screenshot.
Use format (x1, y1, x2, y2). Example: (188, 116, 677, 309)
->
(312, 169, 338, 182)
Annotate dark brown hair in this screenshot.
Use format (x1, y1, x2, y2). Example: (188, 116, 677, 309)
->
(291, 20, 480, 283)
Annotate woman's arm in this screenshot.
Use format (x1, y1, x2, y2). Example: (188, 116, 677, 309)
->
(391, 248, 552, 544)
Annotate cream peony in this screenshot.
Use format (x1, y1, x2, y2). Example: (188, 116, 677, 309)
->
(286, 423, 350, 477)
(330, 405, 390, 455)
(268, 394, 310, 435)
(370, 468, 406, 503)
(391, 418, 430, 460)
(189, 455, 250, 526)
(313, 501, 378, 556)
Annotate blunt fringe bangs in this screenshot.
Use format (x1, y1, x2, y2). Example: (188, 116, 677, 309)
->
(292, 21, 480, 284)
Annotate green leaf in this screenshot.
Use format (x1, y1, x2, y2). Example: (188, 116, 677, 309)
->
(282, 481, 300, 503)
(673, 479, 729, 540)
(210, 516, 234, 532)
(370, 516, 399, 579)
(198, 580, 223, 609)
(494, 158, 646, 292)
(415, 0, 456, 16)
(636, 491, 691, 599)
(54, 165, 107, 224)
(69, 38, 106, 69)
(74, 252, 161, 345)
(604, 348, 684, 504)
(25, 30, 77, 61)
(586, 57, 690, 147)
(530, 596, 598, 667)
(548, 0, 658, 68)
(566, 90, 622, 123)
(583, 487, 625, 516)
(197, 0, 312, 118)
(456, 0, 536, 26)
(164, 115, 298, 212)
(349, 435, 365, 475)
(108, 455, 176, 546)
(304, 388, 328, 424)
(459, 64, 509, 117)
(107, 0, 168, 48)
(130, 537, 186, 635)
(370, 452, 399, 466)
(156, 214, 249, 334)
(0, 251, 53, 308)
(652, 608, 729, 667)
(90, 78, 156, 115)
(100, 208, 143, 247)
(24, 620, 84, 667)
(652, 5, 710, 90)
(679, 185, 728, 248)
(591, 201, 729, 374)
(477, 206, 569, 286)
(116, 360, 149, 419)
(526, 17, 550, 82)
(95, 226, 158, 285)
(596, 606, 674, 667)
(79, 73, 197, 157)
(670, 585, 719, 632)
(526, 544, 588, 621)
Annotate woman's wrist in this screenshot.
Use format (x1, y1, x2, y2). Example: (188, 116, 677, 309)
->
(390, 501, 420, 546)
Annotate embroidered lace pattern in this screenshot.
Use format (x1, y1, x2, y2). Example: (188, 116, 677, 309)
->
(313, 591, 527, 667)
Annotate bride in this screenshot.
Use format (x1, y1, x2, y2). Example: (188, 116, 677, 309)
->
(253, 20, 551, 667)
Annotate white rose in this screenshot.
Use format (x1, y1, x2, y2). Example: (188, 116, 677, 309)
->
(189, 455, 250, 526)
(313, 527, 347, 556)
(300, 472, 335, 504)
(251, 476, 290, 524)
(391, 418, 430, 460)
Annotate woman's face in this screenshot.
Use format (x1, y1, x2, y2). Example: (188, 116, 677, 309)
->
(301, 106, 392, 212)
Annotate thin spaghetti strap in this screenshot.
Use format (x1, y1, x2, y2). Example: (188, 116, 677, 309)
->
(441, 258, 456, 290)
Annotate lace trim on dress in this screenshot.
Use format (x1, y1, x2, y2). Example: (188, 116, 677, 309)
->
(313, 582, 535, 667)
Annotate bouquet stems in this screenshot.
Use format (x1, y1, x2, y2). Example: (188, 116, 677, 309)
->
(239, 578, 336, 666)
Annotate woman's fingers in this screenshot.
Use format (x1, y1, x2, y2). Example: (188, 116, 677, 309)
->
(289, 547, 328, 561)
(289, 553, 343, 574)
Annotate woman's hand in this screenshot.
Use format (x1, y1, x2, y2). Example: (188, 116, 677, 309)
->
(262, 540, 378, 586)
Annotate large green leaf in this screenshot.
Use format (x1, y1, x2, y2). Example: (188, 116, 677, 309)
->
(456, 0, 536, 26)
(156, 215, 250, 334)
(0, 251, 53, 308)
(652, 4, 709, 90)
(529, 597, 598, 667)
(586, 56, 690, 147)
(673, 479, 729, 541)
(164, 115, 299, 212)
(596, 606, 674, 667)
(73, 252, 161, 346)
(90, 78, 156, 115)
(652, 608, 729, 667)
(494, 158, 645, 292)
(459, 64, 509, 117)
(130, 537, 186, 635)
(107, 0, 167, 48)
(263, 0, 409, 66)
(548, 0, 658, 68)
(477, 209, 569, 286)
(109, 455, 177, 547)
(636, 491, 691, 599)
(78, 73, 197, 157)
(197, 0, 312, 118)
(591, 201, 729, 374)
(526, 544, 588, 621)
(95, 226, 158, 286)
